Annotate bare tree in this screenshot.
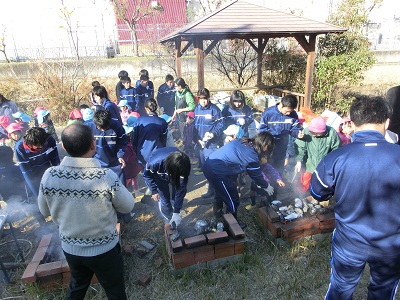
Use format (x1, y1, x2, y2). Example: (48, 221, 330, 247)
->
(210, 40, 258, 88)
(60, 7, 80, 60)
(110, 0, 163, 56)
(0, 26, 10, 63)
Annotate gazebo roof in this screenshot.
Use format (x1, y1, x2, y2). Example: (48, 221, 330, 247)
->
(160, 0, 346, 42)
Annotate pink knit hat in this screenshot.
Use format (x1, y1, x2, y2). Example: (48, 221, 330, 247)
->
(6, 123, 23, 138)
(308, 117, 326, 133)
(186, 111, 195, 118)
(69, 109, 83, 119)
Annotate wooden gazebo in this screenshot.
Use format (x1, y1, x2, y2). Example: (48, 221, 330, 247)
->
(159, 0, 346, 107)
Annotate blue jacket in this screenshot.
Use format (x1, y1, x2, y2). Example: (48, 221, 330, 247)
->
(102, 99, 122, 124)
(135, 84, 154, 115)
(310, 130, 400, 255)
(143, 147, 186, 213)
(15, 136, 60, 196)
(259, 104, 300, 138)
(193, 103, 223, 145)
(157, 83, 176, 117)
(89, 120, 128, 168)
(132, 113, 168, 165)
(222, 104, 254, 136)
(120, 87, 136, 109)
(205, 139, 269, 188)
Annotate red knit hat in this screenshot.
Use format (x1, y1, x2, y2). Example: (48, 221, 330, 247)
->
(0, 115, 10, 127)
(308, 117, 326, 133)
(6, 123, 23, 138)
(69, 109, 83, 119)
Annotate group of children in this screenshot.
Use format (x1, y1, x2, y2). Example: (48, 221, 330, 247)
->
(1, 69, 366, 228)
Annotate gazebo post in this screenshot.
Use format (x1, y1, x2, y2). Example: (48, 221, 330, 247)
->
(304, 34, 316, 108)
(194, 38, 205, 90)
(175, 39, 182, 78)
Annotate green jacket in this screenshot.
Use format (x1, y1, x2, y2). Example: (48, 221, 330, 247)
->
(175, 88, 195, 112)
(295, 126, 341, 173)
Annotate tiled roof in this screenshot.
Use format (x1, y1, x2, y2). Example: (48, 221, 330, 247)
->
(160, 0, 346, 42)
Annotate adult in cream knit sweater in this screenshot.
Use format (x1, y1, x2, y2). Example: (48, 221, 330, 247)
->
(38, 123, 134, 300)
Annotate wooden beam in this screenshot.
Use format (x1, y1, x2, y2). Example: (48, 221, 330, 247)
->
(304, 34, 316, 108)
(175, 39, 182, 77)
(245, 38, 258, 52)
(294, 35, 311, 53)
(180, 41, 193, 55)
(194, 38, 205, 90)
(204, 39, 220, 56)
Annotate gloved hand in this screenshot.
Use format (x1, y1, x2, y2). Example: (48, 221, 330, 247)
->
(295, 161, 302, 172)
(238, 118, 245, 126)
(203, 132, 214, 141)
(264, 185, 274, 196)
(198, 140, 205, 148)
(170, 213, 182, 227)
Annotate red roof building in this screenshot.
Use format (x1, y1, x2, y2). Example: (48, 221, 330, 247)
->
(115, 0, 187, 45)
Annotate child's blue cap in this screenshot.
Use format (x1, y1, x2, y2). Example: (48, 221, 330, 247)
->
(117, 100, 132, 110)
(36, 109, 50, 124)
(126, 116, 137, 127)
(82, 108, 94, 121)
(12, 111, 32, 123)
(159, 114, 172, 123)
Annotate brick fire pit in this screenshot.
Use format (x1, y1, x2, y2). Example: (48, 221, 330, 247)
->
(258, 206, 335, 242)
(21, 224, 121, 288)
(164, 213, 246, 271)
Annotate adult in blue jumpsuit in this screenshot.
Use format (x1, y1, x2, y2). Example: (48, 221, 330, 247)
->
(143, 147, 190, 227)
(132, 98, 167, 167)
(193, 88, 223, 198)
(310, 96, 400, 300)
(259, 94, 301, 175)
(221, 90, 254, 137)
(203, 131, 275, 222)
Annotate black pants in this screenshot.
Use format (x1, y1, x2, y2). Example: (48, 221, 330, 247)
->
(63, 243, 127, 300)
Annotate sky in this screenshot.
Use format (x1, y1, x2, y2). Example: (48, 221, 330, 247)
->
(0, 0, 398, 58)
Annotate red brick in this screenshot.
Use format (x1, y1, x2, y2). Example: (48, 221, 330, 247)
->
(31, 246, 48, 263)
(62, 271, 71, 280)
(206, 231, 229, 244)
(38, 274, 63, 289)
(36, 261, 63, 277)
(137, 273, 152, 286)
(164, 223, 174, 236)
(124, 244, 135, 255)
(215, 240, 235, 258)
(38, 234, 53, 248)
(316, 211, 335, 222)
(285, 227, 321, 242)
(266, 218, 282, 238)
(61, 260, 70, 272)
(234, 240, 245, 255)
(21, 261, 40, 283)
(194, 245, 215, 263)
(170, 236, 183, 253)
(184, 234, 207, 249)
(62, 273, 70, 286)
(228, 223, 245, 239)
(223, 213, 238, 226)
(171, 251, 195, 269)
(258, 208, 268, 227)
(266, 206, 280, 223)
(281, 216, 320, 237)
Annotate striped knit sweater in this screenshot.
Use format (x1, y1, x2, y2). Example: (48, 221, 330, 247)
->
(38, 156, 134, 257)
